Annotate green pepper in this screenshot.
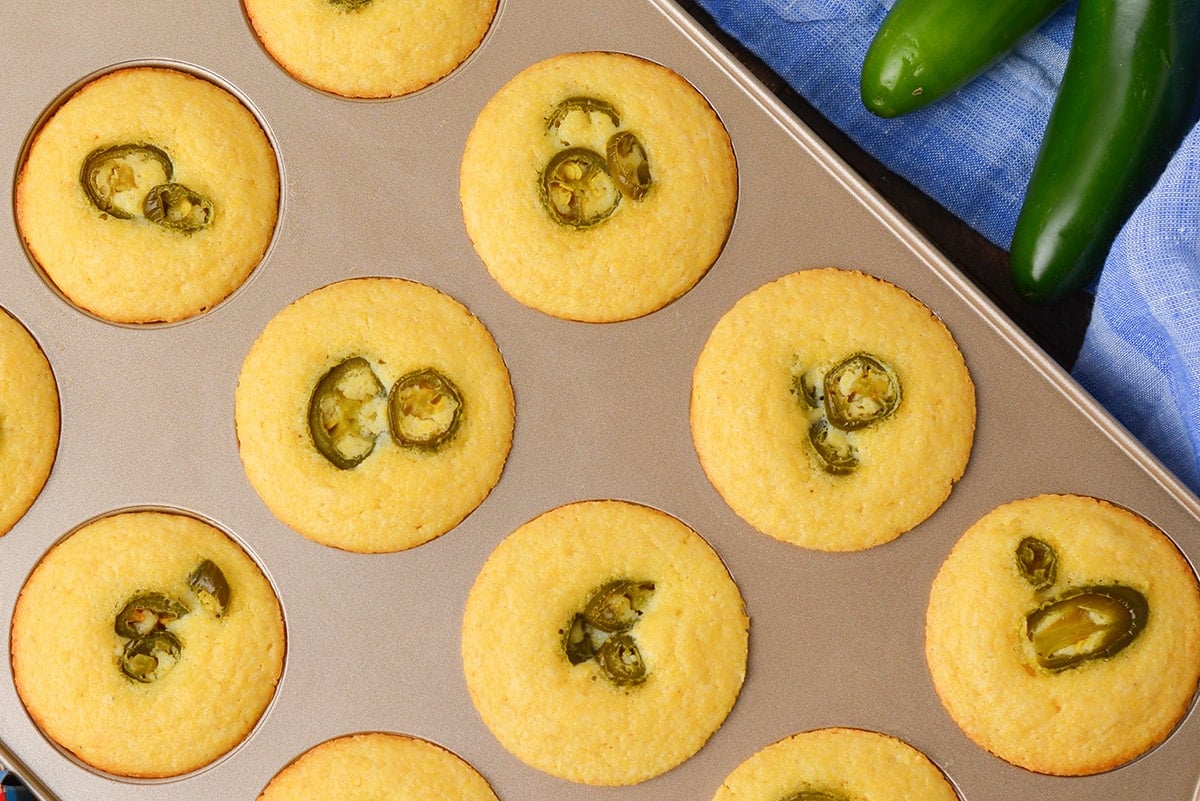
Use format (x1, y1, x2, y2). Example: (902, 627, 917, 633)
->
(1008, 0, 1200, 303)
(860, 0, 1067, 118)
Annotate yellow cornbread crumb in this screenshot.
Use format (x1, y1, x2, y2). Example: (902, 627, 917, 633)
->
(925, 493, 1200, 775)
(690, 267, 975, 551)
(15, 66, 279, 324)
(461, 499, 748, 785)
(0, 306, 59, 536)
(460, 51, 738, 322)
(244, 0, 497, 98)
(258, 732, 499, 801)
(10, 509, 285, 778)
(235, 277, 514, 553)
(713, 727, 958, 801)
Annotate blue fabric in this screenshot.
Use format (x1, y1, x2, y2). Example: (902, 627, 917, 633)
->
(694, 0, 1200, 496)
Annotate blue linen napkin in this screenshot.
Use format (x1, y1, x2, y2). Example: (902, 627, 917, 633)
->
(692, 0, 1200, 497)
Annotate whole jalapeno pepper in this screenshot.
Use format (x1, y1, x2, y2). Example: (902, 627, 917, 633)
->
(1008, 0, 1200, 304)
(860, 0, 1067, 118)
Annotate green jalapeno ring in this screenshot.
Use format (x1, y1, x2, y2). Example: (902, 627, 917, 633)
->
(80, 143, 174, 219)
(582, 579, 656, 633)
(546, 96, 621, 133)
(595, 632, 648, 686)
(605, 131, 652, 201)
(387, 367, 464, 451)
(822, 353, 901, 431)
(779, 791, 854, 801)
(538, 147, 622, 229)
(308, 356, 387, 470)
(120, 629, 183, 683)
(1015, 536, 1058, 590)
(142, 182, 215, 233)
(188, 559, 231, 618)
(808, 418, 859, 475)
(1025, 583, 1149, 672)
(114, 592, 189, 639)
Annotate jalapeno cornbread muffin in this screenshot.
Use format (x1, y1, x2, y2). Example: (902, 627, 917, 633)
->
(713, 727, 959, 801)
(0, 307, 59, 536)
(690, 267, 975, 551)
(235, 277, 514, 553)
(15, 65, 279, 324)
(243, 0, 496, 98)
(459, 51, 738, 322)
(925, 494, 1200, 775)
(258, 732, 500, 801)
(461, 499, 749, 785)
(10, 509, 285, 778)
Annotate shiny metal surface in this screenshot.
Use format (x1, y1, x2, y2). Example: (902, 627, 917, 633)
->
(1, 2, 1198, 800)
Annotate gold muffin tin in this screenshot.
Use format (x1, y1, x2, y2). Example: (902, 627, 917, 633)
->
(3, 1, 1200, 800)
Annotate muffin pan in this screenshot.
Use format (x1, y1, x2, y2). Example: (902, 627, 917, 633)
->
(3, 1, 1200, 800)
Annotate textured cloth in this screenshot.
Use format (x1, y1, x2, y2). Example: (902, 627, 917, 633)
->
(693, 0, 1200, 496)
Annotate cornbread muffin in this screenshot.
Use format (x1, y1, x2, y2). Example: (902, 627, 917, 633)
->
(713, 728, 959, 801)
(258, 732, 499, 801)
(0, 307, 59, 536)
(459, 51, 738, 322)
(15, 65, 279, 324)
(243, 0, 497, 98)
(10, 509, 285, 778)
(925, 494, 1200, 775)
(690, 267, 975, 551)
(461, 499, 749, 785)
(235, 277, 514, 553)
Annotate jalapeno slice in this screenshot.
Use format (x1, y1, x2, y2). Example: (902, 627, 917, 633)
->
(142, 182, 214, 233)
(328, 0, 374, 8)
(605, 131, 652, 200)
(120, 629, 183, 683)
(388, 367, 464, 451)
(596, 632, 648, 686)
(563, 613, 596, 665)
(563, 578, 656, 685)
(583, 579, 656, 633)
(1026, 584, 1149, 671)
(114, 592, 189, 639)
(1016, 536, 1058, 590)
(822, 353, 901, 431)
(80, 143, 173, 219)
(779, 791, 854, 801)
(539, 147, 621, 228)
(546, 96, 621, 132)
(308, 356, 387, 469)
(188, 559, 231, 618)
(808, 418, 859, 475)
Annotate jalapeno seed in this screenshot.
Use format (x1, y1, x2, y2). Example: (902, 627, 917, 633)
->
(583, 579, 656, 633)
(1016, 536, 1058, 590)
(539, 147, 622, 228)
(114, 592, 189, 639)
(387, 367, 464, 451)
(822, 353, 901, 431)
(1026, 584, 1149, 671)
(80, 143, 173, 219)
(142, 182, 214, 233)
(120, 629, 183, 683)
(188, 559, 231, 618)
(595, 632, 648, 686)
(308, 356, 387, 469)
(605, 131, 651, 200)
